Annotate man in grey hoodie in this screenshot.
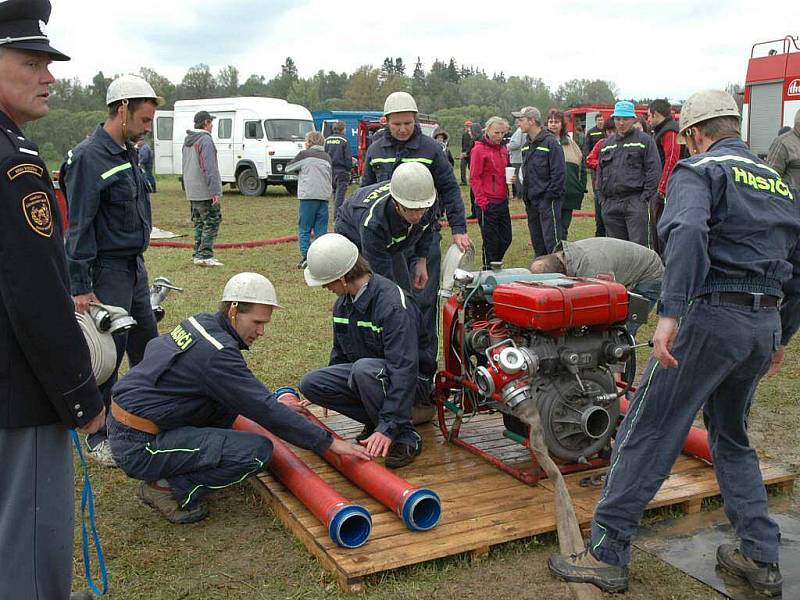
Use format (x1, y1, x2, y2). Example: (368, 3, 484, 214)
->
(183, 110, 223, 266)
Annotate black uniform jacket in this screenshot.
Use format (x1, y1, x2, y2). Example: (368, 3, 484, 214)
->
(0, 110, 103, 428)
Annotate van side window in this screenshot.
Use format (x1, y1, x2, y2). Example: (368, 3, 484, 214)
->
(244, 121, 264, 139)
(156, 116, 173, 140)
(217, 118, 232, 139)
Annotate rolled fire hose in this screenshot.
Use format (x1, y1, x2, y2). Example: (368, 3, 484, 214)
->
(75, 303, 136, 385)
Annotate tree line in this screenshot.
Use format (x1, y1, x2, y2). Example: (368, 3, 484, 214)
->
(25, 56, 656, 165)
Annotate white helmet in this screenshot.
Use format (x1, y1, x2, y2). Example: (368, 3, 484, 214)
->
(304, 234, 359, 287)
(678, 89, 740, 142)
(106, 74, 164, 106)
(222, 273, 281, 307)
(384, 91, 418, 116)
(390, 162, 436, 209)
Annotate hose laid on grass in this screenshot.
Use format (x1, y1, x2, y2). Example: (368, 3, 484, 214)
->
(149, 211, 597, 250)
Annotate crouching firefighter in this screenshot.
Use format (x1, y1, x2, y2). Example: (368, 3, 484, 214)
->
(299, 234, 437, 468)
(108, 272, 371, 524)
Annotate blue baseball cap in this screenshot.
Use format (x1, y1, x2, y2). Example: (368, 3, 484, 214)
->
(612, 101, 636, 118)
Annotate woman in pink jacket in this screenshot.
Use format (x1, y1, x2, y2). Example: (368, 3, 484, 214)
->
(469, 116, 511, 266)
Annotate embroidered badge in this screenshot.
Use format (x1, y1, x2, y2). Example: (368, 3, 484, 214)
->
(7, 163, 44, 181)
(22, 192, 53, 238)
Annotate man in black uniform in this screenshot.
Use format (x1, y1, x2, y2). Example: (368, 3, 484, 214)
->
(585, 113, 606, 236)
(335, 162, 437, 292)
(583, 113, 605, 157)
(549, 90, 800, 597)
(595, 101, 661, 248)
(109, 272, 370, 523)
(361, 91, 472, 365)
(0, 1, 105, 597)
(324, 120, 352, 216)
(515, 105, 566, 256)
(300, 235, 437, 468)
(63, 74, 164, 465)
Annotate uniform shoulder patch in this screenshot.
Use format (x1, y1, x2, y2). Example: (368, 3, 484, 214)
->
(21, 192, 53, 237)
(7, 163, 44, 181)
(170, 323, 195, 350)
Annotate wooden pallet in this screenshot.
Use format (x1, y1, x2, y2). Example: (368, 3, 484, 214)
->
(249, 411, 796, 594)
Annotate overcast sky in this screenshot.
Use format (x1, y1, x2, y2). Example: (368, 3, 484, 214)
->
(47, 0, 799, 101)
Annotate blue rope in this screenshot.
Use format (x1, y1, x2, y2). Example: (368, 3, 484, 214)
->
(70, 430, 109, 597)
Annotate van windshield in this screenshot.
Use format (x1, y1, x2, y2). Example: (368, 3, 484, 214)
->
(264, 119, 314, 141)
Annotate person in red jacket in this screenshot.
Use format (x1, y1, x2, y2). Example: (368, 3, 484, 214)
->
(469, 117, 511, 266)
(648, 99, 681, 254)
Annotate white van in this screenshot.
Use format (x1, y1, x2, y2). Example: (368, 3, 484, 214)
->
(154, 97, 315, 195)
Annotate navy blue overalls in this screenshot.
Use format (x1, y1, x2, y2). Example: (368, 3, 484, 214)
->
(590, 138, 800, 567)
(520, 127, 566, 256)
(361, 124, 467, 359)
(299, 274, 437, 446)
(335, 181, 436, 291)
(109, 312, 332, 508)
(62, 124, 159, 447)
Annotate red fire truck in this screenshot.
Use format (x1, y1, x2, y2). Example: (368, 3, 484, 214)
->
(742, 35, 800, 157)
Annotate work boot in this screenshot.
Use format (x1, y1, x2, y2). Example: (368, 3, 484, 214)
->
(355, 422, 375, 443)
(385, 433, 422, 469)
(411, 401, 436, 425)
(137, 482, 209, 524)
(548, 547, 629, 593)
(87, 440, 117, 468)
(716, 544, 782, 597)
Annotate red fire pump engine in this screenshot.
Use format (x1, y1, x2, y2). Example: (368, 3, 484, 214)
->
(434, 267, 651, 485)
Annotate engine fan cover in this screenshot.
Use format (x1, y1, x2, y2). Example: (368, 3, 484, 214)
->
(503, 369, 619, 462)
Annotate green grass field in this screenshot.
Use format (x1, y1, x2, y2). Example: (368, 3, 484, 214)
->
(71, 172, 799, 599)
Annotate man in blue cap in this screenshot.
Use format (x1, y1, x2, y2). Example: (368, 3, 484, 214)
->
(595, 100, 661, 248)
(0, 2, 106, 598)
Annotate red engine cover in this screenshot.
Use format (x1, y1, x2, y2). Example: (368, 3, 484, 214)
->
(492, 277, 628, 331)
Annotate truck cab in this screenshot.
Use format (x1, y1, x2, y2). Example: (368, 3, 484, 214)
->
(154, 97, 315, 195)
(742, 35, 800, 157)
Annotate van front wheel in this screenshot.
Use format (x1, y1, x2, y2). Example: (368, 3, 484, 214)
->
(237, 168, 266, 196)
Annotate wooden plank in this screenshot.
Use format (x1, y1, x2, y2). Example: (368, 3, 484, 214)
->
(249, 411, 798, 591)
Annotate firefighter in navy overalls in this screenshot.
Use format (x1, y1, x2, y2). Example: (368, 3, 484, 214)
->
(108, 273, 370, 523)
(335, 161, 438, 293)
(361, 91, 472, 376)
(299, 234, 437, 469)
(62, 74, 163, 466)
(549, 90, 800, 598)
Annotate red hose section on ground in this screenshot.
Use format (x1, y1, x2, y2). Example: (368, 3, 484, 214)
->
(232, 415, 354, 529)
(619, 397, 712, 463)
(149, 211, 597, 250)
(275, 393, 419, 520)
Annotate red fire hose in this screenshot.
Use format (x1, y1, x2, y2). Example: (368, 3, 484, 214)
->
(274, 389, 442, 531)
(619, 397, 712, 463)
(148, 211, 597, 250)
(232, 415, 372, 548)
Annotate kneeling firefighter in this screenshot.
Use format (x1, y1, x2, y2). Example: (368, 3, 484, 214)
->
(108, 272, 370, 524)
(299, 234, 437, 468)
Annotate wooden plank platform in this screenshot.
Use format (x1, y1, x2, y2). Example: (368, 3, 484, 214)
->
(249, 410, 796, 594)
